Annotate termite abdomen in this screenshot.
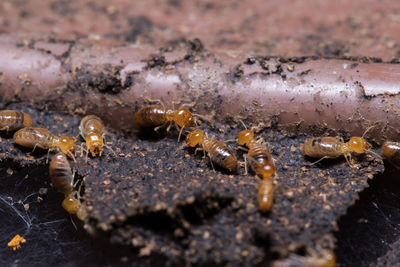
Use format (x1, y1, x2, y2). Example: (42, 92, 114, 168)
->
(302, 137, 343, 158)
(0, 110, 33, 132)
(13, 127, 54, 150)
(204, 138, 238, 172)
(49, 152, 74, 195)
(382, 141, 400, 167)
(133, 106, 169, 127)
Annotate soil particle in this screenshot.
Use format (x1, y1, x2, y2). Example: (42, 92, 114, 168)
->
(126, 16, 154, 43)
(146, 55, 167, 69)
(68, 64, 125, 94)
(376, 238, 400, 267)
(0, 103, 384, 265)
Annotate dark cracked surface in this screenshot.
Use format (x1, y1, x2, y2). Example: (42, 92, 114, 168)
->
(0, 102, 384, 265)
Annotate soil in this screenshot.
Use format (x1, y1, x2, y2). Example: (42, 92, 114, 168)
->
(0, 102, 384, 265)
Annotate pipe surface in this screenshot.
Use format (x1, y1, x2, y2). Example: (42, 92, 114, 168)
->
(1, 37, 399, 143)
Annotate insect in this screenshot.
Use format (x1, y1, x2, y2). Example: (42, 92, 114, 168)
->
(302, 126, 379, 167)
(13, 127, 76, 160)
(49, 153, 87, 221)
(60, 191, 88, 221)
(237, 129, 276, 180)
(237, 126, 277, 212)
(258, 178, 274, 212)
(186, 129, 238, 172)
(62, 192, 87, 221)
(7, 234, 26, 251)
(302, 135, 373, 167)
(382, 141, 400, 168)
(49, 152, 74, 195)
(302, 136, 370, 158)
(0, 110, 33, 132)
(272, 250, 335, 267)
(79, 115, 113, 158)
(133, 104, 195, 141)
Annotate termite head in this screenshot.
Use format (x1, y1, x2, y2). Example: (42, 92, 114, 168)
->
(62, 193, 80, 214)
(174, 107, 194, 128)
(237, 130, 254, 146)
(86, 132, 103, 156)
(186, 129, 204, 147)
(257, 163, 277, 180)
(348, 137, 370, 154)
(57, 136, 77, 159)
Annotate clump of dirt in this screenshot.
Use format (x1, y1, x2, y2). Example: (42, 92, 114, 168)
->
(68, 64, 126, 94)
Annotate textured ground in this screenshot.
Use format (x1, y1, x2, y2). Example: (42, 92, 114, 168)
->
(0, 102, 384, 265)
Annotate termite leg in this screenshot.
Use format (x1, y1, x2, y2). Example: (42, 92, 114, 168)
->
(177, 125, 185, 142)
(308, 156, 331, 166)
(208, 154, 216, 173)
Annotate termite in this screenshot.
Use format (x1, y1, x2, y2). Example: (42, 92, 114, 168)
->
(62, 192, 88, 221)
(272, 249, 335, 267)
(302, 126, 380, 167)
(0, 110, 33, 132)
(49, 153, 87, 221)
(237, 129, 276, 180)
(186, 129, 238, 172)
(49, 152, 74, 195)
(382, 141, 400, 168)
(13, 127, 76, 160)
(79, 115, 113, 158)
(133, 104, 195, 141)
(302, 136, 371, 166)
(237, 126, 277, 212)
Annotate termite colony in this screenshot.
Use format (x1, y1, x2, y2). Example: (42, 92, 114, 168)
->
(133, 102, 278, 212)
(3, 104, 391, 264)
(1, 110, 114, 250)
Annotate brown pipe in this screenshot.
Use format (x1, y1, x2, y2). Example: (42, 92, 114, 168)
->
(0, 36, 399, 144)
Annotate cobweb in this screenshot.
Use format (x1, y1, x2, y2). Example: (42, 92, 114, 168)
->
(0, 159, 138, 266)
(0, 160, 89, 266)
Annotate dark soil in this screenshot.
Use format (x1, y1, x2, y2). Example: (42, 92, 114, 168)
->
(0, 102, 384, 265)
(335, 166, 400, 267)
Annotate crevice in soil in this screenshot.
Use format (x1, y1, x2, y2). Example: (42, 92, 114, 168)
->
(335, 163, 400, 266)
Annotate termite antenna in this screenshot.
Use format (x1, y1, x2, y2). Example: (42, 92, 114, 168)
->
(362, 125, 377, 139)
(104, 143, 117, 157)
(103, 136, 116, 157)
(144, 97, 166, 109)
(68, 150, 77, 162)
(308, 156, 330, 166)
(45, 148, 51, 164)
(70, 215, 78, 231)
(367, 149, 383, 161)
(80, 144, 89, 163)
(239, 120, 247, 129)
